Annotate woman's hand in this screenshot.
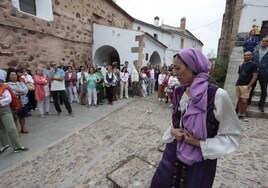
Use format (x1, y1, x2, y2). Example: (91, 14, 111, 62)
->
(171, 127, 184, 141)
(18, 90, 24, 96)
(184, 129, 200, 147)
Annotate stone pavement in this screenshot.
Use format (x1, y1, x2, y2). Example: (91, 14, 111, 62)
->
(0, 94, 267, 187)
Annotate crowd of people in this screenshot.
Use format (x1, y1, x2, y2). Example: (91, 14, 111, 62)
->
(240, 29, 268, 119)
(0, 58, 181, 154)
(0, 47, 245, 187)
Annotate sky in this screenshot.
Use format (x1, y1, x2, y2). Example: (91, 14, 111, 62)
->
(115, 0, 226, 57)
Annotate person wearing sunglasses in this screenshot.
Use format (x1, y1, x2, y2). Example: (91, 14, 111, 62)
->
(50, 62, 74, 116)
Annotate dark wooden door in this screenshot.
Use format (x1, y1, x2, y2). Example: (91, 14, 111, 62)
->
(260, 20, 268, 40)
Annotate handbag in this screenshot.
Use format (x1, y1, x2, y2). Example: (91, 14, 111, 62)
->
(166, 86, 173, 96)
(26, 82, 35, 91)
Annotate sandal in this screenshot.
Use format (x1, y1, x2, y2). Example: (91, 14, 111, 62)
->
(21, 130, 29, 134)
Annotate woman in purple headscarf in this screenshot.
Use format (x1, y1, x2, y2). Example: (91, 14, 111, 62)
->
(151, 48, 242, 188)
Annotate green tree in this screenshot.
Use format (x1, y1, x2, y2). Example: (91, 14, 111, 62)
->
(210, 60, 228, 88)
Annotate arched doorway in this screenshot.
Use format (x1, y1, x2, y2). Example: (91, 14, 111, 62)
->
(149, 51, 161, 65)
(93, 45, 120, 68)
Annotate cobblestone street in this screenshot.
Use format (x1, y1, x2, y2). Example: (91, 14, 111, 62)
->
(0, 95, 267, 188)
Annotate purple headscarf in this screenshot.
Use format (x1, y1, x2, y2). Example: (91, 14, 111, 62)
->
(176, 48, 211, 165)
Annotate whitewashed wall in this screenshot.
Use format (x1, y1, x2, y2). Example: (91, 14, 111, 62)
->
(93, 24, 139, 66)
(239, 0, 268, 33)
(143, 37, 165, 65)
(93, 24, 166, 69)
(133, 22, 166, 42)
(133, 21, 203, 66)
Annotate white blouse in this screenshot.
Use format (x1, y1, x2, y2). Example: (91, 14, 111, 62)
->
(162, 88, 243, 160)
(0, 90, 12, 107)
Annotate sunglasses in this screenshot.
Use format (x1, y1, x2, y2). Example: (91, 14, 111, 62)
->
(51, 64, 56, 66)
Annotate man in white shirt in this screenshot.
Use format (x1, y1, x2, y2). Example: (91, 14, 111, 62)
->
(101, 61, 107, 77)
(50, 62, 74, 116)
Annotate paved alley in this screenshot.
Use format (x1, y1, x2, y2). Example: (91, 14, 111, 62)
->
(0, 95, 267, 188)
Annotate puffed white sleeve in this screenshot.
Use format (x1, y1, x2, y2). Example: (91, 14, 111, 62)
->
(200, 88, 243, 160)
(0, 90, 12, 106)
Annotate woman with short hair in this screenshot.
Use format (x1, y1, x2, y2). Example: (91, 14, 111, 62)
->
(0, 69, 28, 153)
(34, 67, 51, 118)
(6, 70, 29, 134)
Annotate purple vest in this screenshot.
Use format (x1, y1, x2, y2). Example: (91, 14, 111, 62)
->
(172, 83, 219, 138)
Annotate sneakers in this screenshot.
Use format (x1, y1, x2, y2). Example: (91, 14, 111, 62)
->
(39, 114, 46, 118)
(13, 147, 29, 153)
(0, 145, 10, 154)
(45, 112, 53, 115)
(243, 117, 249, 122)
(238, 114, 248, 122)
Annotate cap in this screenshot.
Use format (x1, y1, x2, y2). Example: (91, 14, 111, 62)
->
(0, 69, 7, 82)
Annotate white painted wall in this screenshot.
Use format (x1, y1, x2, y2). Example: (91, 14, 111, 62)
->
(133, 22, 165, 41)
(133, 21, 203, 65)
(239, 0, 268, 33)
(93, 24, 167, 69)
(143, 37, 165, 65)
(36, 0, 53, 21)
(93, 24, 138, 66)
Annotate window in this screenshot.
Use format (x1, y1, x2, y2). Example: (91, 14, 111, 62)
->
(19, 0, 36, 15)
(137, 26, 141, 31)
(153, 33, 158, 39)
(12, 0, 53, 21)
(180, 38, 184, 49)
(145, 53, 149, 60)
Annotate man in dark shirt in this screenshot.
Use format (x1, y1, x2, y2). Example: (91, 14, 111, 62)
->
(236, 51, 258, 121)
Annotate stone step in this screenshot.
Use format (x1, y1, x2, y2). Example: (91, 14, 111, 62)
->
(246, 106, 268, 119)
(107, 156, 156, 187)
(250, 95, 268, 106)
(246, 86, 268, 118)
(254, 90, 261, 96)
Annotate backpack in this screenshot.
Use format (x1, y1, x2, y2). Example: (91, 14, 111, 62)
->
(0, 84, 22, 112)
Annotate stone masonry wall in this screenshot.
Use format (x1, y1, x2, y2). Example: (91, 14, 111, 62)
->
(0, 0, 133, 70)
(217, 0, 243, 61)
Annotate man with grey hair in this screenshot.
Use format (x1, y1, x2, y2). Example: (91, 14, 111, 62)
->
(50, 62, 74, 116)
(248, 36, 268, 112)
